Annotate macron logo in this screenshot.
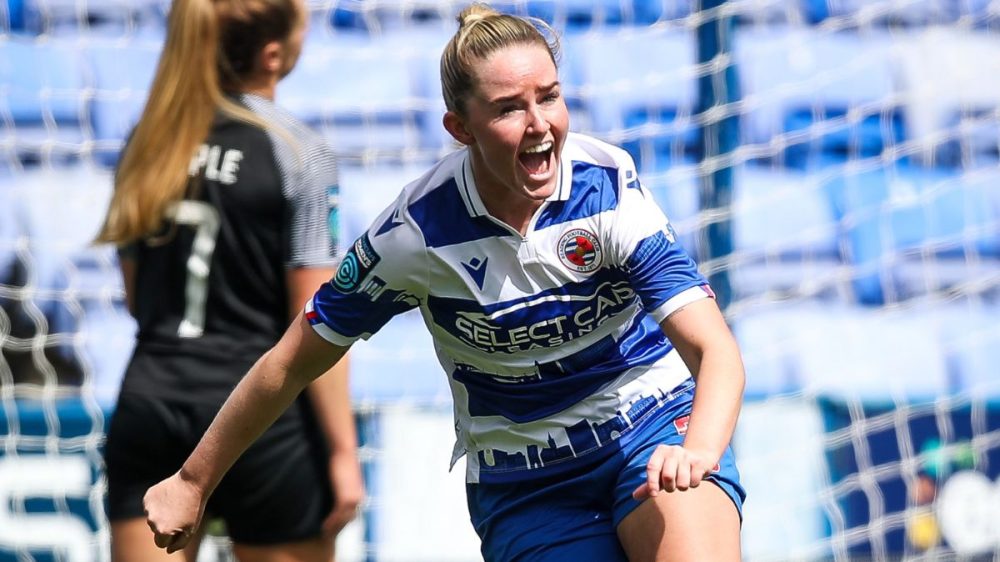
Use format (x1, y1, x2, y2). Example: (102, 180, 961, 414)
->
(461, 257, 488, 290)
(375, 207, 405, 237)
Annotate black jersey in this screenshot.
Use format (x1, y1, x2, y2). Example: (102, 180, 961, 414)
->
(121, 94, 338, 399)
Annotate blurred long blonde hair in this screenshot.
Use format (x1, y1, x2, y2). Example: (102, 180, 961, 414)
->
(96, 0, 299, 245)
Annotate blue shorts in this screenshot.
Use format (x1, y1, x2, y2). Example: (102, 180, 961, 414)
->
(466, 384, 745, 562)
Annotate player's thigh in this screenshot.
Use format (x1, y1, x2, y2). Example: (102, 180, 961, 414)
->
(610, 386, 745, 562)
(232, 537, 332, 562)
(111, 517, 204, 562)
(467, 466, 629, 562)
(209, 398, 333, 548)
(616, 482, 740, 562)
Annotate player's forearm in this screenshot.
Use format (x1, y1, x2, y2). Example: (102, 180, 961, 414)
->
(287, 267, 359, 455)
(178, 315, 345, 494)
(683, 341, 745, 463)
(178, 348, 313, 494)
(659, 298, 745, 463)
(306, 356, 359, 455)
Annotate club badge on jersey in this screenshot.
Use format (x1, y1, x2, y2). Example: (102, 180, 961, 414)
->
(557, 228, 603, 273)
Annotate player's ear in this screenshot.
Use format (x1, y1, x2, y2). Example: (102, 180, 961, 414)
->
(259, 40, 284, 74)
(443, 111, 475, 146)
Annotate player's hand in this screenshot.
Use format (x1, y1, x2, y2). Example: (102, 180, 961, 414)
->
(143, 472, 206, 554)
(321, 451, 365, 537)
(631, 444, 715, 500)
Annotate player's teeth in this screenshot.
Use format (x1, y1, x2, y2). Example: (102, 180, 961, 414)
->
(522, 141, 552, 154)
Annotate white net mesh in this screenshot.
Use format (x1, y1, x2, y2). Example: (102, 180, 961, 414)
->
(2, 1, 1000, 560)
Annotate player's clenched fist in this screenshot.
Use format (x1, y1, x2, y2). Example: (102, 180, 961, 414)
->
(631, 444, 716, 500)
(143, 473, 206, 554)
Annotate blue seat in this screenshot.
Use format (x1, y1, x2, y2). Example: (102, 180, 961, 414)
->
(638, 163, 700, 257)
(936, 302, 1000, 399)
(781, 106, 905, 170)
(729, 165, 841, 300)
(374, 27, 457, 158)
(0, 38, 87, 162)
(735, 27, 899, 169)
(14, 166, 109, 323)
(323, 0, 378, 32)
(731, 301, 825, 398)
(323, 0, 461, 32)
(564, 29, 696, 172)
(794, 303, 949, 402)
(72, 248, 135, 408)
(5, 0, 26, 30)
(937, 107, 1000, 169)
(731, 1, 805, 25)
(892, 32, 1000, 168)
(531, 0, 692, 30)
(801, 0, 995, 26)
(84, 38, 162, 167)
(735, 301, 951, 401)
(824, 164, 1000, 305)
(338, 162, 432, 243)
(21, 0, 165, 36)
(277, 35, 421, 160)
(474, 0, 634, 33)
(631, 0, 692, 24)
(14, 164, 134, 394)
(323, 0, 688, 33)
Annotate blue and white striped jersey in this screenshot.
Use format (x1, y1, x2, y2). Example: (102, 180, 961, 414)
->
(307, 133, 712, 483)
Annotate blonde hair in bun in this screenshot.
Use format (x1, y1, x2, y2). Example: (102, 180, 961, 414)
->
(440, 2, 560, 114)
(457, 2, 498, 27)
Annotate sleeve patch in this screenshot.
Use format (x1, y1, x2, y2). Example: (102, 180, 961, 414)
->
(333, 233, 381, 293)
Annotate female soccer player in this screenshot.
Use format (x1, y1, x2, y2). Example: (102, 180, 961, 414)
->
(144, 3, 746, 560)
(96, 0, 363, 559)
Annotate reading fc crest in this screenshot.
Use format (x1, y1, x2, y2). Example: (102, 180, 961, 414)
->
(557, 228, 602, 273)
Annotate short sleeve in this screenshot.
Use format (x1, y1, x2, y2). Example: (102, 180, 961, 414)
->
(605, 172, 712, 323)
(285, 141, 340, 268)
(306, 193, 428, 345)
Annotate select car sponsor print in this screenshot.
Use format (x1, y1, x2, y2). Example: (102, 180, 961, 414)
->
(557, 228, 603, 273)
(332, 233, 381, 293)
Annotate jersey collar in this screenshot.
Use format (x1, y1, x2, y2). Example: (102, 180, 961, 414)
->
(455, 148, 573, 218)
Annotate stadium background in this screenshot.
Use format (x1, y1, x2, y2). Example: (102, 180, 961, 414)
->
(1, 0, 999, 560)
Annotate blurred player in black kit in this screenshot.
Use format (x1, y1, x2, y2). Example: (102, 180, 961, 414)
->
(95, 0, 363, 559)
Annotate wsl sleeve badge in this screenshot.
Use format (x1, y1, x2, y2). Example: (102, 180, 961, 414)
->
(332, 233, 381, 293)
(557, 228, 603, 273)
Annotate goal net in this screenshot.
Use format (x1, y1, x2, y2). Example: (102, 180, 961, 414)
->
(2, 0, 999, 560)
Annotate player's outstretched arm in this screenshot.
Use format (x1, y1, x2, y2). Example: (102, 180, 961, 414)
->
(633, 297, 745, 500)
(288, 268, 365, 537)
(143, 312, 349, 553)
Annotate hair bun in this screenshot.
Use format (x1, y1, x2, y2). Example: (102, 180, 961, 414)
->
(457, 2, 499, 28)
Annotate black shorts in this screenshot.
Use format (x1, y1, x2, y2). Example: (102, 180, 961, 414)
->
(104, 373, 333, 545)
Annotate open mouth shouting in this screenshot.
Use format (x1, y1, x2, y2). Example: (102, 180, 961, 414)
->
(518, 140, 555, 182)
